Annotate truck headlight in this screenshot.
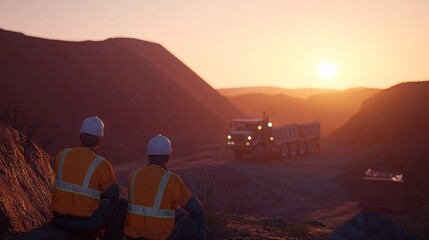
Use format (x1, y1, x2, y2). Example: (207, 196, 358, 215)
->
(245, 142, 250, 146)
(270, 137, 274, 141)
(268, 122, 273, 127)
(227, 135, 232, 140)
(247, 136, 252, 140)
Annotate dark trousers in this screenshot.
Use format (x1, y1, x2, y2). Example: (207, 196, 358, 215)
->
(126, 210, 206, 240)
(54, 198, 128, 240)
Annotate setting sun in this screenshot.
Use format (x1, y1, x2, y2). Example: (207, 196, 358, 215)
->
(318, 62, 337, 80)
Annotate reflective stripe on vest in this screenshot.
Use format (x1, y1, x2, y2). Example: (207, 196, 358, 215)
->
(128, 169, 175, 218)
(54, 148, 103, 199)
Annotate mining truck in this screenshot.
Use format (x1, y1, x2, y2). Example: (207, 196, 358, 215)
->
(226, 114, 321, 159)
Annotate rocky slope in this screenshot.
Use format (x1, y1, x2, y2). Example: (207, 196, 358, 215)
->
(0, 123, 54, 237)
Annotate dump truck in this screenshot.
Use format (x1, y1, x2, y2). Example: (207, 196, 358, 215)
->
(226, 113, 321, 159)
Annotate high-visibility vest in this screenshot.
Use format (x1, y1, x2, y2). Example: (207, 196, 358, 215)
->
(53, 148, 104, 199)
(127, 168, 176, 219)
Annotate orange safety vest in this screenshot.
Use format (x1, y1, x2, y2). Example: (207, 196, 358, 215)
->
(52, 147, 116, 217)
(128, 169, 176, 218)
(54, 148, 104, 199)
(124, 165, 192, 239)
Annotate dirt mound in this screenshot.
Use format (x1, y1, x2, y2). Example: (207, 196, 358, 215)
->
(111, 38, 242, 123)
(0, 28, 244, 164)
(0, 123, 54, 237)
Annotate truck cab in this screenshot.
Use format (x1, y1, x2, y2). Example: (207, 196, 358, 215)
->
(226, 118, 274, 159)
(226, 113, 321, 160)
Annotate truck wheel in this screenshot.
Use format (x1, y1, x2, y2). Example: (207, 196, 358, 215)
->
(307, 140, 317, 153)
(233, 150, 244, 159)
(289, 143, 298, 157)
(254, 145, 266, 160)
(299, 142, 306, 155)
(280, 144, 289, 159)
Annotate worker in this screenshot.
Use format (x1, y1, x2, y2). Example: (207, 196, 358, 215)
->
(124, 134, 206, 240)
(51, 116, 127, 240)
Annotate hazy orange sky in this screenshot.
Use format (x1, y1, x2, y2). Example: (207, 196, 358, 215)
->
(1, 0, 428, 90)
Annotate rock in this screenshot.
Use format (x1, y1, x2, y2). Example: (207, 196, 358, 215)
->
(305, 220, 327, 228)
(0, 123, 54, 237)
(327, 211, 415, 240)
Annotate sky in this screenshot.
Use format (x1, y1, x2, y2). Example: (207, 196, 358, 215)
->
(1, 0, 429, 90)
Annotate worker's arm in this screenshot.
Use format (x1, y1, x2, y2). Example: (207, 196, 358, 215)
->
(173, 175, 204, 215)
(99, 160, 119, 202)
(183, 195, 204, 215)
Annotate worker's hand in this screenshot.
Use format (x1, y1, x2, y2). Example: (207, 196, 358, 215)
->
(102, 183, 119, 203)
(183, 195, 204, 215)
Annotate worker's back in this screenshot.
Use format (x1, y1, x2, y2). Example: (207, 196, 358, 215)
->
(51, 146, 116, 217)
(124, 164, 192, 240)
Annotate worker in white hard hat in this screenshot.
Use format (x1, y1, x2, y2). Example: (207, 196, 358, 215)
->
(124, 134, 206, 240)
(52, 116, 127, 240)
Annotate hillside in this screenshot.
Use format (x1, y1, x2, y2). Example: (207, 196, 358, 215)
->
(328, 82, 429, 149)
(227, 88, 379, 136)
(111, 38, 240, 123)
(0, 123, 54, 237)
(0, 29, 244, 164)
(218, 86, 339, 99)
(328, 81, 429, 204)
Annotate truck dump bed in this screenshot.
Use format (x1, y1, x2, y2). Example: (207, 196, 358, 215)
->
(273, 121, 320, 145)
(272, 124, 299, 145)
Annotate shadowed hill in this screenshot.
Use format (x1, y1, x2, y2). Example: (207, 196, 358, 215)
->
(227, 88, 379, 136)
(327, 82, 429, 148)
(218, 86, 339, 99)
(0, 28, 244, 164)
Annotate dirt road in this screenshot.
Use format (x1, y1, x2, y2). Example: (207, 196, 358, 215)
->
(115, 148, 361, 228)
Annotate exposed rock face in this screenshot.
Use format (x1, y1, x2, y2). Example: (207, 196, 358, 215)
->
(0, 123, 54, 236)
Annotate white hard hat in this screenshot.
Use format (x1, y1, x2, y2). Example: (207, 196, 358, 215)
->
(80, 116, 104, 137)
(147, 134, 172, 155)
